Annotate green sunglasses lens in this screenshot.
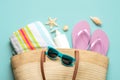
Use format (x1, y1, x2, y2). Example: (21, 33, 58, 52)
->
(62, 55, 73, 66)
(48, 48, 58, 59)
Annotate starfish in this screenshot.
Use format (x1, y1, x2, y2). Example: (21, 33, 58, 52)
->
(46, 17, 58, 28)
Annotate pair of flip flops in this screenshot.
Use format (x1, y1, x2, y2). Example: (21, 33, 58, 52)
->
(72, 21, 109, 56)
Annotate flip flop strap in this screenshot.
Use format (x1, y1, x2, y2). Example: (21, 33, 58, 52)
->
(40, 50, 80, 80)
(90, 39, 105, 55)
(77, 29, 90, 37)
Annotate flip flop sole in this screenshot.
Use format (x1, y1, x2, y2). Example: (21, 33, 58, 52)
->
(90, 29, 109, 55)
(72, 21, 90, 49)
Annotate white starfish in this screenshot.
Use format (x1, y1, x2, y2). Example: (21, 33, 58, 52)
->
(46, 17, 58, 28)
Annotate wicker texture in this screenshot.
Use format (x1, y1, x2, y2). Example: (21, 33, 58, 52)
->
(11, 49, 108, 80)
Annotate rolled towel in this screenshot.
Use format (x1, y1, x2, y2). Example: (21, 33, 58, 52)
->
(10, 21, 56, 54)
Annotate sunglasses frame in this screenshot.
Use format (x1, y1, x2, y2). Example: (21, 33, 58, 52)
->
(46, 46, 76, 66)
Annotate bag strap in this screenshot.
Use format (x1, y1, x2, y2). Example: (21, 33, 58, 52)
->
(40, 50, 46, 80)
(40, 50, 79, 80)
(72, 50, 79, 80)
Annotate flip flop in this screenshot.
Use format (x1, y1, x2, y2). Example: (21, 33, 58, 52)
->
(72, 21, 90, 49)
(89, 29, 109, 55)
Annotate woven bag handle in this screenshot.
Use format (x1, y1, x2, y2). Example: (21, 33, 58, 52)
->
(40, 50, 79, 80)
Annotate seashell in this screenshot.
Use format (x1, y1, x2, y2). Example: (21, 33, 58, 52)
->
(63, 25, 69, 31)
(90, 16, 102, 25)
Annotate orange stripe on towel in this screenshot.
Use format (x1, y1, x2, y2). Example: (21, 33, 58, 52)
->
(19, 28, 35, 50)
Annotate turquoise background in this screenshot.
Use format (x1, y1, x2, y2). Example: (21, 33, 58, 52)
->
(0, 0, 120, 80)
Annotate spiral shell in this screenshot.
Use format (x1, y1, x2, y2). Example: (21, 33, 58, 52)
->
(90, 16, 102, 25)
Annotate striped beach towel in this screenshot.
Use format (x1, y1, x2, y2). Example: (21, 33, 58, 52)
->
(10, 21, 56, 54)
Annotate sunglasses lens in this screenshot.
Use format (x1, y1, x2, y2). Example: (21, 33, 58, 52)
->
(48, 48, 58, 59)
(62, 55, 73, 66)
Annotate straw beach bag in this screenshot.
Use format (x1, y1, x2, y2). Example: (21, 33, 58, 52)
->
(11, 49, 108, 80)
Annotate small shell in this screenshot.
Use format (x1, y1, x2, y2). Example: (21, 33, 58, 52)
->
(90, 16, 102, 25)
(63, 25, 69, 31)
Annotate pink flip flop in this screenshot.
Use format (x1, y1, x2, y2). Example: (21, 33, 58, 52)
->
(72, 21, 90, 49)
(89, 29, 109, 55)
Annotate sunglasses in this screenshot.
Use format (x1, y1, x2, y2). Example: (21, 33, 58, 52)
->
(46, 46, 76, 67)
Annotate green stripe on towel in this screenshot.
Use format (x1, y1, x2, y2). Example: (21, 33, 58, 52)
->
(25, 26, 41, 48)
(14, 31, 28, 51)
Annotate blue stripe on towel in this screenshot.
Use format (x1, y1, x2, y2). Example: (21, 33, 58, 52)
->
(34, 21, 55, 47)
